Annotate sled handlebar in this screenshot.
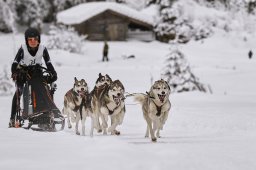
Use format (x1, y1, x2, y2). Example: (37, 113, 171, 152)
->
(18, 64, 53, 76)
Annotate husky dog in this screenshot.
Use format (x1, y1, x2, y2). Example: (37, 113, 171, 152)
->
(131, 79, 171, 142)
(62, 77, 93, 136)
(100, 80, 125, 135)
(90, 73, 112, 134)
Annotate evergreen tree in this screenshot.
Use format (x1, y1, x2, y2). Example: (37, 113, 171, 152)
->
(154, 1, 194, 43)
(162, 45, 206, 93)
(38, 0, 55, 23)
(13, 0, 42, 30)
(0, 0, 15, 33)
(53, 0, 87, 12)
(154, 0, 213, 43)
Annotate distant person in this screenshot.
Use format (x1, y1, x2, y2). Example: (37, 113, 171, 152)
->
(102, 41, 109, 62)
(248, 50, 253, 59)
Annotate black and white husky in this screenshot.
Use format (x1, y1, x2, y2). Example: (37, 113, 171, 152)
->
(62, 77, 93, 136)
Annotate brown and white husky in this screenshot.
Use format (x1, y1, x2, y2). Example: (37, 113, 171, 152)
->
(90, 73, 112, 135)
(62, 77, 93, 136)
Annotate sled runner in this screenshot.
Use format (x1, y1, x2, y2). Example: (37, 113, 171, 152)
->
(16, 65, 65, 132)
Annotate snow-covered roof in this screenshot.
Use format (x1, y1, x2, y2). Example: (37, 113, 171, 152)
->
(57, 2, 154, 26)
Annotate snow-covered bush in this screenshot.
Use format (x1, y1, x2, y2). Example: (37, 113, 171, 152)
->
(47, 25, 87, 54)
(155, 0, 213, 43)
(162, 45, 207, 93)
(0, 66, 14, 96)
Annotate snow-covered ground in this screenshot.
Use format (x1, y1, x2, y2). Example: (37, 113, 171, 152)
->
(0, 31, 256, 170)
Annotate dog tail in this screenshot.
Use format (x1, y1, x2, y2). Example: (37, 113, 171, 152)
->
(126, 93, 147, 104)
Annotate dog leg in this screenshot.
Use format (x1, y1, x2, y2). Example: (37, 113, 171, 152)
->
(161, 110, 170, 129)
(75, 113, 80, 135)
(67, 111, 72, 129)
(150, 114, 162, 138)
(94, 113, 102, 133)
(90, 116, 94, 137)
(101, 114, 108, 135)
(144, 116, 156, 142)
(81, 116, 86, 136)
(153, 121, 161, 138)
(109, 116, 120, 135)
(156, 129, 161, 138)
(145, 126, 149, 138)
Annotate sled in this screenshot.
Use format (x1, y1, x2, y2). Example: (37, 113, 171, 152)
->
(17, 65, 65, 132)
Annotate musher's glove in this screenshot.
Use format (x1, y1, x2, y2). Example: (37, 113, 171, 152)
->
(50, 71, 57, 83)
(11, 72, 17, 81)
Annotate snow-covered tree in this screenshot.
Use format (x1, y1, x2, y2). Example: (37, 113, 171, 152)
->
(0, 66, 14, 96)
(247, 0, 256, 14)
(162, 45, 206, 93)
(154, 0, 214, 43)
(147, 0, 175, 6)
(155, 2, 193, 43)
(53, 0, 87, 12)
(38, 0, 55, 23)
(13, 0, 42, 30)
(47, 25, 87, 54)
(0, 0, 16, 33)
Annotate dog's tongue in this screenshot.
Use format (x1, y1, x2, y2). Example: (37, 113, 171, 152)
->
(158, 95, 165, 103)
(79, 90, 86, 97)
(113, 96, 120, 105)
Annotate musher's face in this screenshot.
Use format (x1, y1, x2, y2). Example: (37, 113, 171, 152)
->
(27, 37, 39, 48)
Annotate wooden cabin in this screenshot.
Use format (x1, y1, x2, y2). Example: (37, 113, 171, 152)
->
(57, 2, 154, 41)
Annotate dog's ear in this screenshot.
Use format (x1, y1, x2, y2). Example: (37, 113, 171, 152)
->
(106, 74, 112, 82)
(149, 85, 155, 98)
(81, 79, 86, 85)
(99, 73, 102, 77)
(74, 77, 78, 82)
(165, 80, 171, 91)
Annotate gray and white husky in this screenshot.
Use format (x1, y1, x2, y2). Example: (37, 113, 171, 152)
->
(99, 80, 126, 135)
(130, 79, 171, 142)
(90, 73, 112, 134)
(62, 77, 93, 136)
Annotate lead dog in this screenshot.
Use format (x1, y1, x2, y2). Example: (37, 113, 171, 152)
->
(90, 73, 112, 134)
(99, 80, 125, 135)
(62, 77, 93, 136)
(131, 79, 171, 142)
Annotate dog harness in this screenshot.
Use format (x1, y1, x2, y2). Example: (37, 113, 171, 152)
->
(106, 103, 120, 115)
(147, 92, 162, 117)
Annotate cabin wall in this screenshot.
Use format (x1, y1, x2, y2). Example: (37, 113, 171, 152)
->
(73, 11, 129, 41)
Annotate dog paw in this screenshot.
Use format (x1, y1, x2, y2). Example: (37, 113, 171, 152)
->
(114, 130, 120, 136)
(76, 131, 80, 135)
(151, 138, 157, 142)
(68, 125, 72, 129)
(97, 129, 102, 133)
